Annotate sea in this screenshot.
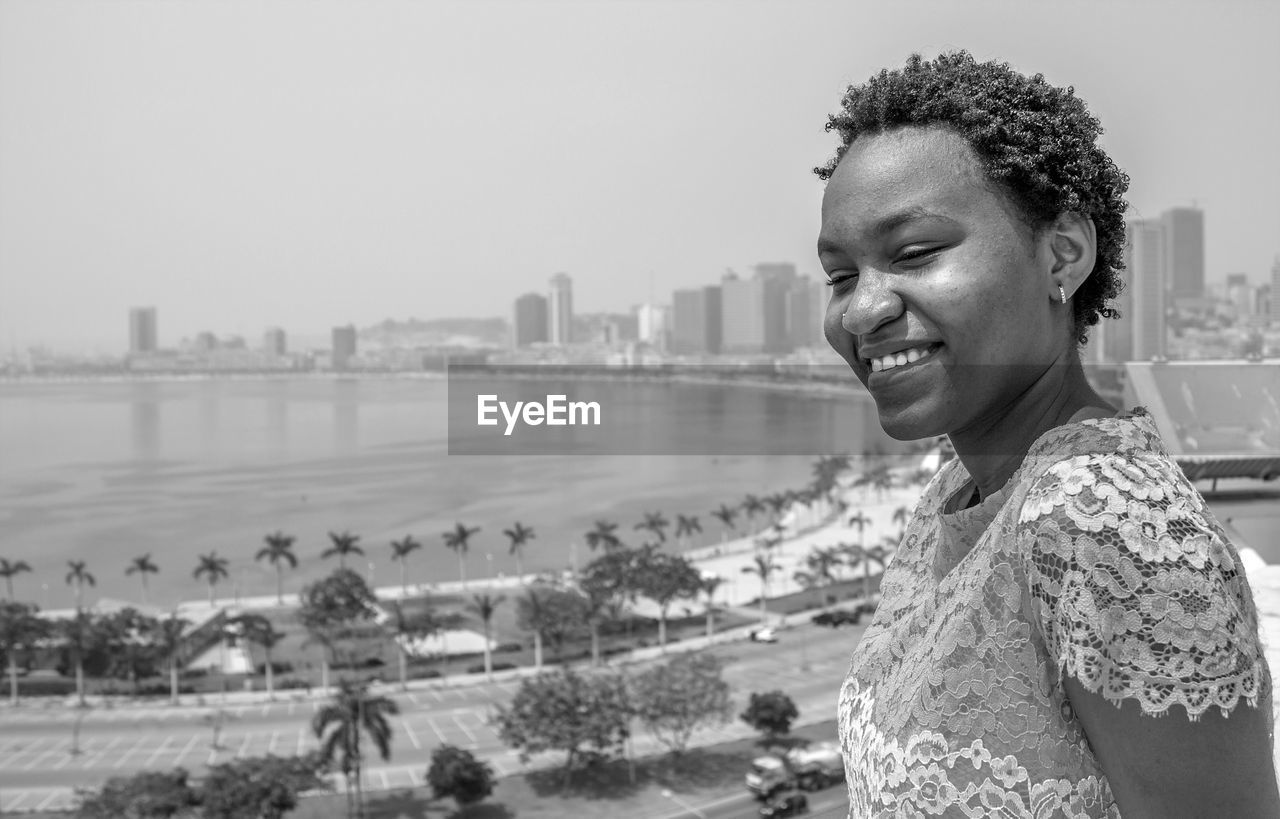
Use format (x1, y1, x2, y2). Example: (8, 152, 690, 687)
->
(0, 375, 903, 609)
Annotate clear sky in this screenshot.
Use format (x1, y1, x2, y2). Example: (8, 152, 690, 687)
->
(2, 0, 1277, 353)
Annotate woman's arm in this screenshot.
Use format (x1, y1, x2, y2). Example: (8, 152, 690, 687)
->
(1065, 676, 1280, 818)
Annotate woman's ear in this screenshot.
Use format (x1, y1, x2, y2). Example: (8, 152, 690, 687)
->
(1049, 212, 1097, 299)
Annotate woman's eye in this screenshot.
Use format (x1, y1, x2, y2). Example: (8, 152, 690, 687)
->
(824, 273, 857, 292)
(896, 246, 940, 265)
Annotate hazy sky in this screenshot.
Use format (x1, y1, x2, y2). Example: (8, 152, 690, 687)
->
(2, 0, 1277, 353)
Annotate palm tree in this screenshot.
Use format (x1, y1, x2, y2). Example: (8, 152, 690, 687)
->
(741, 494, 766, 533)
(193, 552, 230, 607)
(839, 542, 873, 602)
(59, 610, 94, 707)
(584, 520, 621, 552)
(892, 505, 911, 540)
(234, 613, 283, 700)
(0, 601, 46, 705)
(634, 511, 670, 544)
(741, 553, 780, 625)
(699, 575, 724, 639)
(502, 522, 536, 581)
(442, 523, 479, 590)
(0, 558, 32, 601)
(710, 504, 738, 541)
(323, 531, 364, 569)
(468, 593, 505, 682)
(154, 613, 189, 705)
(385, 601, 432, 691)
(312, 679, 399, 819)
(518, 587, 547, 671)
(674, 514, 702, 548)
(256, 531, 298, 606)
(389, 536, 422, 596)
(65, 560, 95, 612)
(125, 554, 159, 605)
(847, 510, 871, 550)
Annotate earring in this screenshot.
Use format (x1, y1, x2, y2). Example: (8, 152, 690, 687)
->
(1058, 285, 1067, 305)
(842, 311, 847, 318)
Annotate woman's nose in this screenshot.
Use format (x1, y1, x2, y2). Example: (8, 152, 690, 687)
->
(841, 269, 901, 336)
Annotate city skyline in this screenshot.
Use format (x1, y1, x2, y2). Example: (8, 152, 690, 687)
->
(2, 1, 1277, 353)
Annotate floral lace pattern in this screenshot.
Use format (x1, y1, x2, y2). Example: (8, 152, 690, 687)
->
(838, 408, 1271, 818)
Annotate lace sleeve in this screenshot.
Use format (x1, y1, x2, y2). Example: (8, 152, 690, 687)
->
(1018, 453, 1269, 720)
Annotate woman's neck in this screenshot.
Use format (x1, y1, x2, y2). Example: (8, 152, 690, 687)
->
(948, 360, 1115, 501)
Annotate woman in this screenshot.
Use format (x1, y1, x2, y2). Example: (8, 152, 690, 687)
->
(816, 52, 1278, 818)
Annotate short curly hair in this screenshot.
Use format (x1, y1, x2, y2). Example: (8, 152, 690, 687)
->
(815, 51, 1130, 346)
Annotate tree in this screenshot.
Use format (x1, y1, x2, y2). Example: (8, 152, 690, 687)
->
(426, 744, 496, 809)
(699, 575, 724, 639)
(385, 601, 441, 690)
(584, 519, 622, 552)
(388, 536, 421, 596)
(516, 585, 589, 669)
(322, 531, 364, 570)
(633, 550, 703, 649)
(58, 609, 95, 707)
(0, 601, 48, 705)
(125, 554, 159, 606)
(153, 613, 189, 705)
(495, 667, 631, 789)
(442, 523, 480, 590)
(839, 541, 874, 602)
(634, 511, 670, 544)
(741, 494, 766, 532)
(741, 553, 781, 624)
(468, 593, 505, 681)
(674, 514, 702, 548)
(298, 568, 380, 692)
(579, 546, 644, 663)
(200, 753, 329, 819)
(99, 607, 162, 696)
(710, 504, 738, 540)
(193, 552, 230, 607)
(312, 679, 399, 819)
(256, 531, 298, 606)
(234, 612, 284, 700)
(73, 768, 200, 819)
(892, 505, 912, 537)
(0, 557, 32, 601)
(502, 522, 536, 581)
(740, 690, 799, 745)
(630, 652, 733, 756)
(65, 559, 95, 611)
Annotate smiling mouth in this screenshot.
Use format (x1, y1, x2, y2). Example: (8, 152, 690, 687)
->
(865, 343, 943, 374)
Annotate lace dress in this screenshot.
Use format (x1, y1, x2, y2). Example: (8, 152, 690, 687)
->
(837, 407, 1272, 818)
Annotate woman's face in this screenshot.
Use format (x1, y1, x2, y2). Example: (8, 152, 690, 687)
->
(819, 126, 1062, 441)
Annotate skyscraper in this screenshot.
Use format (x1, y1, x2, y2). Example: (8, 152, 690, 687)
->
(671, 285, 723, 355)
(263, 327, 287, 356)
(1271, 258, 1280, 326)
(129, 307, 157, 354)
(548, 273, 574, 345)
(1126, 220, 1166, 360)
(757, 263, 796, 354)
(332, 325, 357, 370)
(513, 292, 549, 347)
(635, 304, 670, 352)
(720, 271, 764, 353)
(1161, 207, 1205, 300)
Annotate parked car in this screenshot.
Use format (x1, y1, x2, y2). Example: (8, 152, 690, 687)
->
(749, 627, 779, 643)
(759, 792, 809, 817)
(811, 609, 861, 627)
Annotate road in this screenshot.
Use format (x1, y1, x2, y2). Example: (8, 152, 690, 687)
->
(0, 621, 864, 813)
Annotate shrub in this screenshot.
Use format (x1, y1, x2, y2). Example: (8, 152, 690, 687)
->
(466, 662, 516, 674)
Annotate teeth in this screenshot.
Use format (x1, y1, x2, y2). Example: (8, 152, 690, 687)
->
(869, 345, 935, 372)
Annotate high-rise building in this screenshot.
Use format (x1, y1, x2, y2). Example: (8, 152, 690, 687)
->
(671, 286, 723, 355)
(129, 307, 157, 354)
(263, 327, 287, 356)
(1162, 207, 1205, 300)
(757, 263, 796, 354)
(785, 276, 826, 350)
(332, 325, 357, 370)
(513, 293, 549, 347)
(548, 273, 574, 345)
(1126, 220, 1166, 360)
(1093, 280, 1133, 365)
(720, 271, 764, 353)
(635, 304, 670, 352)
(1271, 258, 1280, 326)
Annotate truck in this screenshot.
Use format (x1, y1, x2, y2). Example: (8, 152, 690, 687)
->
(745, 741, 845, 800)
